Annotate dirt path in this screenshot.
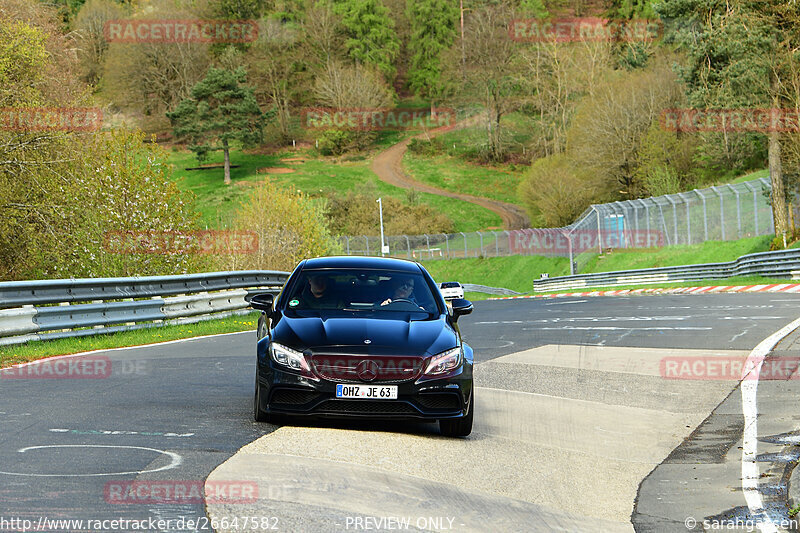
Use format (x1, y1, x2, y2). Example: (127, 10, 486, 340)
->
(370, 116, 531, 230)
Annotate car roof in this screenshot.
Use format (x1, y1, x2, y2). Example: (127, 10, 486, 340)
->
(301, 256, 423, 273)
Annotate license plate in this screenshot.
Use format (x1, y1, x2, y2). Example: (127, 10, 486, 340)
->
(336, 384, 398, 399)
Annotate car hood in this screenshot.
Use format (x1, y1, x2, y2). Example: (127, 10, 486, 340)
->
(273, 313, 457, 356)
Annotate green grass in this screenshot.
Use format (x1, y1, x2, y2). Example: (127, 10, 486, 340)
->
(0, 313, 259, 368)
(729, 168, 768, 185)
(404, 152, 525, 207)
(422, 255, 570, 293)
(168, 147, 500, 232)
(579, 235, 773, 273)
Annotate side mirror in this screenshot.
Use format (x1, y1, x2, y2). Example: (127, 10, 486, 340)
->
(246, 292, 274, 312)
(450, 298, 473, 320)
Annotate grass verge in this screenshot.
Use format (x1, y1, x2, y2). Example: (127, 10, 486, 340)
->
(0, 312, 260, 368)
(168, 147, 500, 232)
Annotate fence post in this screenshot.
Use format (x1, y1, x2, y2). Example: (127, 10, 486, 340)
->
(460, 232, 467, 258)
(694, 189, 708, 241)
(345, 236, 350, 255)
(677, 192, 691, 245)
(477, 231, 484, 256)
(404, 235, 411, 259)
(592, 206, 603, 253)
(566, 230, 575, 274)
(711, 186, 725, 240)
(492, 231, 499, 256)
(364, 235, 369, 256)
(444, 234, 450, 258)
(744, 181, 758, 235)
(727, 184, 742, 238)
(424, 234, 431, 259)
(665, 196, 679, 245)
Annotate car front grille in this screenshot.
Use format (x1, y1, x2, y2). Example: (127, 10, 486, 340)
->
(311, 355, 424, 383)
(317, 400, 418, 415)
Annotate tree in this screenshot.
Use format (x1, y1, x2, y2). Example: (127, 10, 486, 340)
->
(406, 0, 457, 111)
(333, 0, 400, 80)
(450, 1, 521, 161)
(102, 0, 210, 131)
(168, 67, 265, 185)
(657, 0, 800, 243)
(247, 19, 308, 142)
(566, 57, 684, 199)
(73, 0, 125, 86)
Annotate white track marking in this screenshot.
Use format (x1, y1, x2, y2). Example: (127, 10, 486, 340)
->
(0, 444, 182, 477)
(0, 330, 252, 372)
(741, 317, 800, 532)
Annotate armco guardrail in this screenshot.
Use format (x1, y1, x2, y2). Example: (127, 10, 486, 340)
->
(0, 271, 289, 346)
(533, 248, 800, 292)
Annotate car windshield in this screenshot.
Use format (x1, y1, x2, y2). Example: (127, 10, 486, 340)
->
(284, 269, 440, 315)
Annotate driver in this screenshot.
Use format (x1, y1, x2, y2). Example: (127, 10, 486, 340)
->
(380, 276, 417, 306)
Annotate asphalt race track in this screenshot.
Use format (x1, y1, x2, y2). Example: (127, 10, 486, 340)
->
(2, 293, 800, 532)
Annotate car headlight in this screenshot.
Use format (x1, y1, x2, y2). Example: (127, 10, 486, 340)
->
(424, 347, 463, 376)
(270, 343, 312, 373)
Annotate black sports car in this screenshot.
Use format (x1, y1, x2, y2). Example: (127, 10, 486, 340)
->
(248, 256, 475, 437)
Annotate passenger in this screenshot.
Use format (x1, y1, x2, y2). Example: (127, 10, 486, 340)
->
(298, 274, 340, 309)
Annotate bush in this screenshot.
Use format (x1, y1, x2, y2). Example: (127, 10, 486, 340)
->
(324, 190, 454, 236)
(518, 154, 602, 227)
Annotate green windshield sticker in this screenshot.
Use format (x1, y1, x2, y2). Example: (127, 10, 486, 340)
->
(289, 299, 299, 307)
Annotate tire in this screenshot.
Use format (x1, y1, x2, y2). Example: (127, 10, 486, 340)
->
(439, 392, 474, 437)
(254, 377, 270, 423)
(257, 315, 268, 340)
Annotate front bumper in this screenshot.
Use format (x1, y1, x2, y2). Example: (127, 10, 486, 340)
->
(256, 363, 473, 420)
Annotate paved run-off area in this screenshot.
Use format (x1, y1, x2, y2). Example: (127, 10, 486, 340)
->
(208, 344, 749, 532)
